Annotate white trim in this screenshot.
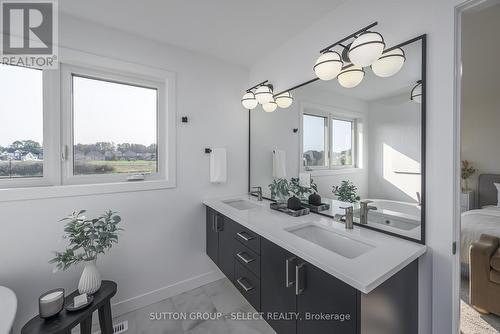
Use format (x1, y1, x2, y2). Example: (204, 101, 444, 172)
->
(0, 180, 175, 202)
(111, 270, 224, 318)
(300, 102, 361, 172)
(0, 46, 177, 197)
(60, 64, 167, 185)
(452, 1, 488, 333)
(309, 168, 364, 177)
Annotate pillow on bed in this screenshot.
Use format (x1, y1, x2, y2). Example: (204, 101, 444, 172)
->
(495, 183, 500, 207)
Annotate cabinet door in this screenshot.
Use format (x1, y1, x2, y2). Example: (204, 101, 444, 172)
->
(261, 238, 297, 334)
(296, 262, 359, 334)
(206, 207, 219, 264)
(218, 216, 236, 282)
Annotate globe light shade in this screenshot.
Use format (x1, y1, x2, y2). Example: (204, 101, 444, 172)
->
(313, 51, 343, 81)
(411, 82, 422, 104)
(371, 48, 406, 77)
(274, 91, 293, 108)
(338, 66, 365, 88)
(348, 32, 385, 67)
(262, 99, 278, 112)
(241, 92, 258, 109)
(255, 85, 274, 104)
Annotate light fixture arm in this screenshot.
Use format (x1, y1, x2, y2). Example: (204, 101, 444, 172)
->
(246, 80, 271, 93)
(319, 21, 378, 54)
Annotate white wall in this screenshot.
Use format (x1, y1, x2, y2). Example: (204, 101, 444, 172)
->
(0, 15, 249, 332)
(248, 0, 463, 333)
(367, 93, 422, 203)
(461, 4, 500, 201)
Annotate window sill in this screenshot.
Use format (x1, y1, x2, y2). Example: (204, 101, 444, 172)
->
(0, 179, 176, 203)
(306, 168, 364, 177)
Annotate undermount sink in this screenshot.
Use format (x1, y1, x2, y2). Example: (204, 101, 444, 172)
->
(223, 199, 259, 210)
(287, 224, 375, 259)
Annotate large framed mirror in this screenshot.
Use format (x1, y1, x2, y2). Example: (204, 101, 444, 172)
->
(249, 35, 426, 244)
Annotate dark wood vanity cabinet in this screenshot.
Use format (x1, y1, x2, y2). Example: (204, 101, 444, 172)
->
(206, 207, 418, 334)
(261, 238, 359, 334)
(205, 207, 237, 281)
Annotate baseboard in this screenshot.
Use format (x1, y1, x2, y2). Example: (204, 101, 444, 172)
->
(111, 270, 224, 317)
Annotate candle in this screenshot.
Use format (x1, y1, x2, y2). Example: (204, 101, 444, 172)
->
(39, 288, 65, 318)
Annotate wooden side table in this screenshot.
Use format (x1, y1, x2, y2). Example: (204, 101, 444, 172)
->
(22, 280, 117, 334)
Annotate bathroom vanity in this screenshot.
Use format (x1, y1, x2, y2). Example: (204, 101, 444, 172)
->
(204, 196, 426, 334)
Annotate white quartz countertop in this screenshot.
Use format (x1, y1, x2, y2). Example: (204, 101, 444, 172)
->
(203, 195, 426, 294)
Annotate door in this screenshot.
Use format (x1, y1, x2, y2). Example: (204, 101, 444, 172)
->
(206, 207, 219, 264)
(218, 216, 236, 282)
(296, 261, 359, 334)
(261, 238, 298, 334)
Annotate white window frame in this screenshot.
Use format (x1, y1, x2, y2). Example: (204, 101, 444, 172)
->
(0, 65, 60, 189)
(61, 64, 167, 185)
(0, 49, 177, 199)
(300, 103, 360, 173)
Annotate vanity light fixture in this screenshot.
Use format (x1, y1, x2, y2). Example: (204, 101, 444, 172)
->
(371, 47, 406, 77)
(274, 91, 294, 108)
(313, 51, 343, 81)
(241, 92, 258, 109)
(348, 31, 385, 67)
(255, 84, 274, 104)
(262, 99, 278, 112)
(338, 66, 365, 88)
(411, 80, 422, 104)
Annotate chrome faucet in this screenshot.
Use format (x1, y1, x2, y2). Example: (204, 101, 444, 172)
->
(360, 200, 377, 225)
(250, 186, 263, 201)
(339, 206, 354, 230)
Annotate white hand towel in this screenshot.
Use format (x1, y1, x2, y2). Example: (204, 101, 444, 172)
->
(272, 149, 287, 179)
(210, 148, 227, 183)
(299, 172, 311, 188)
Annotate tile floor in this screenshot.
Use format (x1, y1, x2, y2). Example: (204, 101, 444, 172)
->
(83, 278, 276, 334)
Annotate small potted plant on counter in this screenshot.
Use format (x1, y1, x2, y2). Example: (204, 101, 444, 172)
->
(289, 177, 318, 202)
(50, 210, 123, 295)
(332, 180, 361, 203)
(269, 178, 290, 206)
(461, 160, 477, 191)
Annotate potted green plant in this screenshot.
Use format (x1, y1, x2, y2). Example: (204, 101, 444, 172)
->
(332, 180, 361, 203)
(289, 177, 318, 201)
(461, 160, 477, 191)
(50, 210, 123, 294)
(269, 178, 290, 205)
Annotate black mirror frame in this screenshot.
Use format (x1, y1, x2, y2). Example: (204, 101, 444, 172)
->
(248, 34, 427, 245)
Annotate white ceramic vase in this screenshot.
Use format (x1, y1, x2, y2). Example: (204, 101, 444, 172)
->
(78, 260, 101, 295)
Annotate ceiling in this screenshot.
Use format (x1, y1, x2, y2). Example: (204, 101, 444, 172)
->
(59, 0, 346, 67)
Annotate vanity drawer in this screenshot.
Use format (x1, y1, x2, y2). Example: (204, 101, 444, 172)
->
(234, 261, 260, 311)
(234, 224, 260, 254)
(234, 242, 260, 277)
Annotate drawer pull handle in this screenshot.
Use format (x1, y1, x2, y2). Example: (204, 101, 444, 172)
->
(236, 252, 255, 264)
(236, 278, 254, 292)
(285, 257, 297, 288)
(236, 231, 255, 242)
(295, 263, 306, 295)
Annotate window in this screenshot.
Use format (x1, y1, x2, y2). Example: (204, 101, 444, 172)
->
(62, 66, 165, 185)
(72, 75, 158, 176)
(302, 111, 357, 170)
(331, 119, 354, 167)
(0, 64, 44, 179)
(0, 58, 175, 194)
(302, 114, 327, 168)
